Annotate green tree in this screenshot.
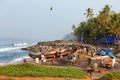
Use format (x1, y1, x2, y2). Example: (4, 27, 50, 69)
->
(108, 13, 120, 37)
(72, 5, 120, 44)
(72, 24, 76, 31)
(84, 8, 94, 19)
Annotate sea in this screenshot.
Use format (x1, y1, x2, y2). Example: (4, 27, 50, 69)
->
(0, 38, 39, 66)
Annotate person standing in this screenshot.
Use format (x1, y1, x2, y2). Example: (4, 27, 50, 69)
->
(41, 54, 45, 64)
(35, 58, 39, 64)
(60, 53, 63, 63)
(77, 52, 81, 59)
(52, 55, 56, 65)
(43, 56, 46, 65)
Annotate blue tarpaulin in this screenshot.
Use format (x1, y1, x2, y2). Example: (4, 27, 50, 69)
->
(96, 48, 116, 58)
(96, 36, 116, 43)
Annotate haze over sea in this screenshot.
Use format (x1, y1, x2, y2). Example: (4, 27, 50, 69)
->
(0, 38, 39, 66)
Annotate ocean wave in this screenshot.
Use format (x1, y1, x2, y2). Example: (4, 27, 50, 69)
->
(9, 56, 30, 64)
(12, 43, 28, 47)
(0, 46, 27, 52)
(0, 56, 31, 66)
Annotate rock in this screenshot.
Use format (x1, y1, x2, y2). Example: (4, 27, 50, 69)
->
(22, 40, 80, 53)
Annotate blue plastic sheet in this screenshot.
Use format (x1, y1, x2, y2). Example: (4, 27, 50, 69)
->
(96, 48, 115, 58)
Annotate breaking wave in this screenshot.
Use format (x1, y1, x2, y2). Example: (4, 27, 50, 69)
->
(0, 56, 31, 66)
(0, 46, 27, 52)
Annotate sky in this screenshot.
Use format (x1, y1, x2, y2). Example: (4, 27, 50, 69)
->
(0, 0, 120, 41)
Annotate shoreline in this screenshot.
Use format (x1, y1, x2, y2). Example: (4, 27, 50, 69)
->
(1, 40, 120, 80)
(0, 56, 32, 66)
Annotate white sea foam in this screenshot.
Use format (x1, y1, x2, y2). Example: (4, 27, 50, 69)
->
(0, 56, 31, 66)
(0, 46, 27, 52)
(0, 47, 19, 52)
(9, 56, 30, 64)
(12, 43, 28, 47)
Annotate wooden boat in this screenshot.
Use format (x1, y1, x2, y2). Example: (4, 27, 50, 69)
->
(29, 53, 41, 59)
(29, 47, 77, 59)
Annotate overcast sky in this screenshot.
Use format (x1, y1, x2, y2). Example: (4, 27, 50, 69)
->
(0, 0, 120, 41)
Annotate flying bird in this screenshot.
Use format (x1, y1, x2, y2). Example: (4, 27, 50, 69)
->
(50, 7, 53, 10)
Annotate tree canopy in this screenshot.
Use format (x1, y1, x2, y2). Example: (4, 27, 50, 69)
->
(72, 5, 120, 43)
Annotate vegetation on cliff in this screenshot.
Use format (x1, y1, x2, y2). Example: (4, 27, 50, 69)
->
(0, 63, 89, 79)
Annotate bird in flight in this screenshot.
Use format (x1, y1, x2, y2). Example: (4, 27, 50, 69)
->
(50, 7, 53, 10)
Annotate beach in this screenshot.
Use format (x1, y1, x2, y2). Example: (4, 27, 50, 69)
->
(0, 40, 120, 80)
(20, 40, 120, 79)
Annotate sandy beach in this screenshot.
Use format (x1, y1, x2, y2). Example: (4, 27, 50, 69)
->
(25, 40, 120, 80)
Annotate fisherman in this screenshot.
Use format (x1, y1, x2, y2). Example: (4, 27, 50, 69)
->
(35, 58, 39, 64)
(52, 55, 56, 65)
(77, 51, 81, 59)
(41, 53, 45, 64)
(42, 56, 46, 65)
(70, 54, 76, 66)
(91, 48, 96, 57)
(60, 53, 63, 59)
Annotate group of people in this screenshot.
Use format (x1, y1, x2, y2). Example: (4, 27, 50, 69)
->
(34, 44, 116, 69)
(35, 52, 46, 65)
(34, 47, 81, 66)
(34, 48, 66, 65)
(83, 46, 96, 57)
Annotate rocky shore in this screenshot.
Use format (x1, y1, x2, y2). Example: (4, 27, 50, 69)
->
(22, 40, 81, 53)
(22, 39, 120, 55)
(21, 40, 120, 79)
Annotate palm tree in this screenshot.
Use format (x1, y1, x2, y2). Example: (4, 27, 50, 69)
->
(84, 8, 94, 19)
(97, 5, 111, 28)
(72, 24, 76, 31)
(108, 13, 120, 38)
(73, 5, 120, 46)
(96, 5, 113, 47)
(84, 8, 94, 43)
